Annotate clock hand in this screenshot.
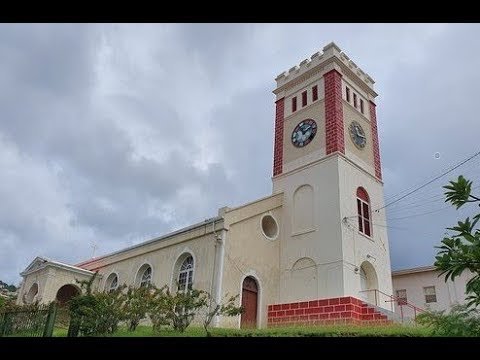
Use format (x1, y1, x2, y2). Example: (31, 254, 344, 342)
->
(355, 127, 365, 138)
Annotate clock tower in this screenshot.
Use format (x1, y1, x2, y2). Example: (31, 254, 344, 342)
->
(272, 43, 392, 308)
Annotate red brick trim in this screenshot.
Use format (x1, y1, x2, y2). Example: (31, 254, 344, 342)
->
(273, 98, 285, 176)
(267, 296, 390, 327)
(369, 101, 382, 180)
(324, 69, 345, 155)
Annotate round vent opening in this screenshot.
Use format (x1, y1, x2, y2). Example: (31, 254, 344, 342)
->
(261, 215, 278, 240)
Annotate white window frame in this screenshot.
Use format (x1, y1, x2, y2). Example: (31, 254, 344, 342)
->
(357, 197, 372, 237)
(109, 275, 118, 292)
(178, 256, 194, 291)
(140, 266, 152, 288)
(396, 289, 407, 305)
(105, 273, 119, 293)
(423, 286, 437, 303)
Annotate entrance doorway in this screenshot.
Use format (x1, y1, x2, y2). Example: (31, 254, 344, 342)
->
(56, 284, 80, 306)
(240, 276, 258, 328)
(358, 261, 379, 305)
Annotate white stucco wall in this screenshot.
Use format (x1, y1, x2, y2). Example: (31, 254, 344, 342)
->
(219, 193, 282, 328)
(81, 221, 221, 295)
(17, 266, 94, 305)
(274, 155, 345, 303)
(284, 78, 325, 118)
(338, 155, 392, 310)
(392, 269, 474, 319)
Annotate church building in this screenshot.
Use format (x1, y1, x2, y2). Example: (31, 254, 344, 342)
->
(17, 42, 395, 328)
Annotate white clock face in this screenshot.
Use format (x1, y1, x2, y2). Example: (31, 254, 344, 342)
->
(349, 121, 366, 149)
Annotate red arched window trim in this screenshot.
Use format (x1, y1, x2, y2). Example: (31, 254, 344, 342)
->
(356, 187, 372, 237)
(356, 187, 370, 202)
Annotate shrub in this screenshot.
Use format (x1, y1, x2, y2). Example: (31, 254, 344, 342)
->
(200, 293, 243, 337)
(416, 304, 480, 336)
(121, 285, 155, 332)
(149, 285, 207, 333)
(93, 287, 125, 334)
(68, 273, 125, 336)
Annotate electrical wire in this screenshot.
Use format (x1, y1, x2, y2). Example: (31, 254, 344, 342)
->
(375, 149, 480, 212)
(384, 183, 480, 217)
(387, 204, 452, 221)
(383, 166, 480, 210)
(380, 153, 480, 206)
(225, 250, 248, 277)
(372, 153, 480, 213)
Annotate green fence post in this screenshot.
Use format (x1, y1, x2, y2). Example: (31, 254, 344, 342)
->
(0, 312, 5, 337)
(67, 316, 80, 337)
(1, 312, 11, 337)
(43, 302, 57, 337)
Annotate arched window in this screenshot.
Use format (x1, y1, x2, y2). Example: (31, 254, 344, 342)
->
(105, 273, 119, 292)
(24, 283, 39, 304)
(357, 187, 372, 237)
(178, 256, 194, 291)
(137, 265, 152, 287)
(110, 276, 118, 291)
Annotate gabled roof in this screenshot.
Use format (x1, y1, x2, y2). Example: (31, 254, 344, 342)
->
(391, 265, 436, 276)
(20, 256, 95, 277)
(76, 216, 223, 269)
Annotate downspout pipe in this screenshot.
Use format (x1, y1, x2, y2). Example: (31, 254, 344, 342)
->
(212, 219, 226, 327)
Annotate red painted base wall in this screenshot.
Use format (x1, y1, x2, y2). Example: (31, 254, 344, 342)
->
(267, 296, 390, 327)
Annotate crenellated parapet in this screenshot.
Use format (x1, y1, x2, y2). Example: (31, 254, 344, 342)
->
(274, 42, 375, 94)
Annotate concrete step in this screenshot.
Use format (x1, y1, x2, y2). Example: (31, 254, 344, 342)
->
(375, 305, 403, 323)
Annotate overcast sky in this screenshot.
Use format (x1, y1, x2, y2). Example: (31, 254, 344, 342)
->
(1, 24, 479, 285)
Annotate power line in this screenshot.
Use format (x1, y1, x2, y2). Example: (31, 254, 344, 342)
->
(386, 184, 480, 218)
(375, 149, 480, 212)
(225, 250, 248, 277)
(385, 196, 446, 214)
(371, 222, 450, 239)
(387, 204, 452, 221)
(385, 184, 480, 216)
(381, 154, 480, 206)
(344, 160, 480, 221)
(374, 154, 480, 212)
(370, 222, 409, 231)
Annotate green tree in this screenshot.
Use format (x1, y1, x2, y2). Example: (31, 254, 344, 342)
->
(200, 293, 243, 337)
(435, 175, 480, 308)
(68, 274, 126, 336)
(92, 287, 125, 334)
(121, 285, 155, 332)
(0, 281, 17, 293)
(68, 273, 98, 336)
(149, 285, 207, 333)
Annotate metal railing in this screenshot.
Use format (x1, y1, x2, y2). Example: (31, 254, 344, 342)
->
(358, 289, 424, 322)
(0, 302, 57, 337)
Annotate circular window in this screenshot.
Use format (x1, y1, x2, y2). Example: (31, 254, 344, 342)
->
(261, 214, 279, 240)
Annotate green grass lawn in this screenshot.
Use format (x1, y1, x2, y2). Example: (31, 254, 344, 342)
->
(52, 324, 432, 337)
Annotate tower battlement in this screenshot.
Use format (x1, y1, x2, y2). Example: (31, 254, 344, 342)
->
(275, 42, 375, 91)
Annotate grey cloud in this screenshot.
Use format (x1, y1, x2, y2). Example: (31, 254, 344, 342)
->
(0, 24, 96, 97)
(1, 23, 480, 286)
